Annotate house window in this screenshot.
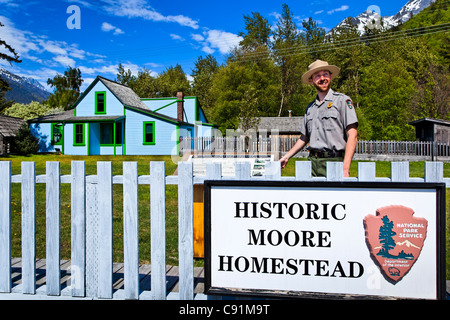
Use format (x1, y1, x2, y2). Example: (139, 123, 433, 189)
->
(73, 123, 85, 146)
(100, 123, 114, 145)
(143, 121, 155, 145)
(95, 92, 106, 114)
(51, 123, 63, 145)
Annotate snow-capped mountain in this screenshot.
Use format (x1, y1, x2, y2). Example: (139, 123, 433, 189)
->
(0, 68, 50, 104)
(332, 0, 436, 35)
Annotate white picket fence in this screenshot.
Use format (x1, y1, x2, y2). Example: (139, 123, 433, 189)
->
(0, 160, 448, 300)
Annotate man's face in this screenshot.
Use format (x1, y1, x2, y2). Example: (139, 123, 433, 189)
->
(309, 70, 331, 92)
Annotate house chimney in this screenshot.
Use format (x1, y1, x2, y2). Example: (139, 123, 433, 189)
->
(177, 92, 184, 122)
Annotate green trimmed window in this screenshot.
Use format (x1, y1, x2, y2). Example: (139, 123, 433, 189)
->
(100, 122, 122, 146)
(143, 121, 155, 145)
(73, 123, 85, 146)
(95, 92, 106, 114)
(51, 123, 63, 145)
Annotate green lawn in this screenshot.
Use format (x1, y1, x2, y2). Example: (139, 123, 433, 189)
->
(1, 154, 449, 278)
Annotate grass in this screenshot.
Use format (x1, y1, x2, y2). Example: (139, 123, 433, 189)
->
(1, 154, 449, 278)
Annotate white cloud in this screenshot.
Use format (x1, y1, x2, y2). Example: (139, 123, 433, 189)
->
(170, 34, 184, 41)
(101, 22, 124, 35)
(191, 29, 242, 55)
(315, 10, 324, 14)
(327, 5, 349, 15)
(101, 0, 199, 29)
(53, 55, 76, 67)
(191, 33, 205, 42)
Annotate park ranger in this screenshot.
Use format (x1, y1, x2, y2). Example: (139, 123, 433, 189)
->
(280, 60, 358, 177)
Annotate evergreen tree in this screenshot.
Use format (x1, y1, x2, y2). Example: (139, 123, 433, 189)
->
(378, 215, 396, 257)
(10, 124, 40, 155)
(239, 12, 272, 50)
(272, 3, 303, 117)
(191, 55, 220, 119)
(0, 20, 21, 113)
(115, 63, 136, 87)
(46, 67, 83, 110)
(155, 64, 191, 97)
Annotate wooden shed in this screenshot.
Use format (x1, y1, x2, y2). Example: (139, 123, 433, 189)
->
(409, 118, 450, 142)
(0, 115, 26, 154)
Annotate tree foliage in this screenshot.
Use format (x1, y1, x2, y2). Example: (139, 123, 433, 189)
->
(0, 20, 21, 113)
(118, 1, 447, 140)
(10, 124, 40, 155)
(46, 66, 83, 110)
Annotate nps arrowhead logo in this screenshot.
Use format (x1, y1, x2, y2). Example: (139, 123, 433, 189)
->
(363, 206, 428, 284)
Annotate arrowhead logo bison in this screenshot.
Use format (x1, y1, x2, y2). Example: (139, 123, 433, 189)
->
(363, 205, 428, 284)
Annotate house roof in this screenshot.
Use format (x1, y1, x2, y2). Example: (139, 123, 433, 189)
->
(409, 118, 450, 127)
(27, 109, 75, 123)
(70, 76, 150, 112)
(0, 115, 26, 137)
(97, 76, 149, 112)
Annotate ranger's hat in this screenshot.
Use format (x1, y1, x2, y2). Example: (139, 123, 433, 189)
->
(301, 60, 340, 84)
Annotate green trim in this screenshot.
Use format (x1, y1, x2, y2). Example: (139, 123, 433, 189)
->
(87, 122, 90, 156)
(125, 105, 180, 125)
(143, 121, 156, 145)
(153, 100, 177, 112)
(113, 122, 116, 156)
(95, 91, 106, 114)
(123, 109, 126, 155)
(73, 123, 85, 146)
(51, 123, 64, 146)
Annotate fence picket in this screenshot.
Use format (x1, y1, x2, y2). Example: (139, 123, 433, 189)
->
(150, 161, 166, 300)
(71, 161, 86, 297)
(391, 162, 409, 182)
(295, 161, 312, 181)
(46, 162, 60, 296)
(178, 162, 194, 300)
(0, 161, 11, 293)
(358, 162, 376, 181)
(97, 162, 113, 299)
(21, 162, 36, 294)
(327, 162, 343, 181)
(123, 162, 139, 299)
(425, 161, 444, 182)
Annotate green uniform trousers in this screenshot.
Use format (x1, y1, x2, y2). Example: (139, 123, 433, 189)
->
(307, 155, 344, 177)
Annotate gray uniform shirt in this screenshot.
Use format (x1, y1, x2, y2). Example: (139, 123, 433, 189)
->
(300, 89, 358, 151)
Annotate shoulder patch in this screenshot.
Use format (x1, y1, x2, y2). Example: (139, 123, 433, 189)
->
(346, 99, 353, 109)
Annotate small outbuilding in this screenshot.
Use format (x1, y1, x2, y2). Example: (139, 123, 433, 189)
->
(409, 118, 450, 143)
(0, 115, 26, 154)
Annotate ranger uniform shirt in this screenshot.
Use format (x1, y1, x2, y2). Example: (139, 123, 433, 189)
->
(300, 89, 358, 151)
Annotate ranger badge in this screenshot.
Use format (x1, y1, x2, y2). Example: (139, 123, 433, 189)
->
(346, 99, 353, 109)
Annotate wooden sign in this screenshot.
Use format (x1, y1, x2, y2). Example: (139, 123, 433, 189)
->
(204, 181, 446, 300)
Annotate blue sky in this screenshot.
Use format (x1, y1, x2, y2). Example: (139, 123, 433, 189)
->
(0, 0, 411, 92)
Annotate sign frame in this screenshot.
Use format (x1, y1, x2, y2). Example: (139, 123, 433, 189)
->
(203, 180, 446, 300)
